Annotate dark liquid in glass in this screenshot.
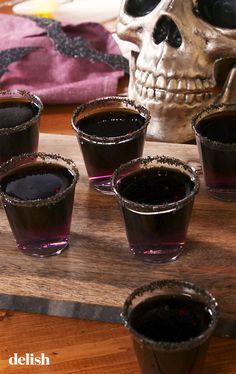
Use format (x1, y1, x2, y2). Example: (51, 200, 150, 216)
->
(1, 162, 75, 257)
(130, 294, 211, 374)
(197, 111, 236, 143)
(118, 167, 194, 262)
(76, 109, 146, 192)
(0, 101, 40, 164)
(196, 111, 236, 200)
(130, 294, 211, 342)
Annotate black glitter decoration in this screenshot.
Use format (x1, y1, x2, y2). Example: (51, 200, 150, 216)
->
(0, 47, 39, 78)
(27, 16, 129, 74)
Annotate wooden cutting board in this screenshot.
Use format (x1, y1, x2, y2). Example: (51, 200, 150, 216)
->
(0, 134, 235, 337)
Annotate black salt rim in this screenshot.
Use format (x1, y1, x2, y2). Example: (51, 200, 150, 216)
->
(0, 89, 43, 135)
(71, 96, 151, 145)
(111, 155, 200, 213)
(192, 102, 236, 150)
(0, 152, 79, 207)
(121, 279, 219, 351)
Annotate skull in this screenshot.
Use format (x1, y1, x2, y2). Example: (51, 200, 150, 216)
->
(117, 0, 236, 143)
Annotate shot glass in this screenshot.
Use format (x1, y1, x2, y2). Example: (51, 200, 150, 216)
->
(71, 96, 150, 194)
(192, 102, 236, 201)
(0, 152, 79, 257)
(122, 279, 219, 374)
(0, 89, 43, 164)
(112, 155, 199, 263)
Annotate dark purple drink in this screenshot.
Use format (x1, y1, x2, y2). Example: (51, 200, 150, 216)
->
(115, 164, 196, 262)
(0, 153, 79, 257)
(130, 294, 212, 374)
(72, 97, 150, 194)
(130, 294, 211, 343)
(77, 109, 145, 185)
(0, 92, 43, 165)
(0, 101, 38, 129)
(122, 280, 219, 374)
(77, 109, 144, 137)
(194, 109, 236, 200)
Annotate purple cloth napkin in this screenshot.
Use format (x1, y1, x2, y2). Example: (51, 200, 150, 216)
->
(0, 14, 126, 104)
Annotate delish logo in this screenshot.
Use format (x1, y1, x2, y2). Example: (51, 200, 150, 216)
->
(9, 353, 50, 366)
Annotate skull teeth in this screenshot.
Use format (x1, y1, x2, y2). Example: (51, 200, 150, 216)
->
(135, 69, 215, 93)
(156, 75, 166, 89)
(135, 83, 213, 105)
(168, 79, 177, 90)
(147, 87, 155, 99)
(135, 69, 215, 105)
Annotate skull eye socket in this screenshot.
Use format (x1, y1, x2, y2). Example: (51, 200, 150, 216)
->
(197, 0, 236, 29)
(125, 0, 161, 17)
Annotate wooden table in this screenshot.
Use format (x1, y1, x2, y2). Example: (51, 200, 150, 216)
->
(0, 104, 235, 373)
(0, 3, 236, 373)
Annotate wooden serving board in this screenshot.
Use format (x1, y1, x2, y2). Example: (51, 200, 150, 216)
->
(0, 134, 235, 337)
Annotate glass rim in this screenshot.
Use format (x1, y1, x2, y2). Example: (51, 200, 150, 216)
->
(192, 102, 236, 149)
(111, 155, 200, 213)
(0, 152, 79, 207)
(121, 279, 219, 352)
(71, 96, 151, 144)
(0, 89, 43, 135)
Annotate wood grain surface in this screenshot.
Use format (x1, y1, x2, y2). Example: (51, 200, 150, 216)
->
(0, 3, 235, 372)
(0, 310, 235, 374)
(0, 134, 235, 333)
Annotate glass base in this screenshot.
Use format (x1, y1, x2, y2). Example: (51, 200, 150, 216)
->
(17, 238, 69, 257)
(130, 244, 185, 263)
(208, 187, 236, 202)
(90, 177, 114, 195)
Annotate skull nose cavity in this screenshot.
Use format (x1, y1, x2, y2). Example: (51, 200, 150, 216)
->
(153, 15, 182, 48)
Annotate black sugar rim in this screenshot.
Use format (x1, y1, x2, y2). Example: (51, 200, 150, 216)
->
(192, 102, 236, 150)
(121, 279, 219, 351)
(0, 152, 79, 207)
(71, 96, 150, 144)
(111, 155, 200, 213)
(0, 89, 43, 135)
